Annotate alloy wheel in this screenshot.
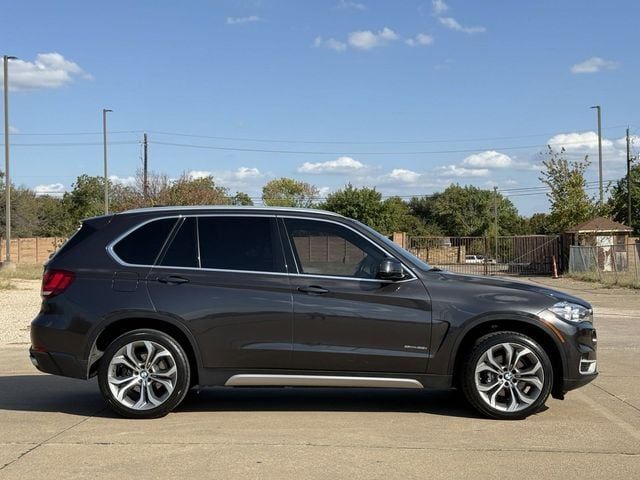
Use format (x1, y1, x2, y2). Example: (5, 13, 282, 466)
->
(107, 340, 178, 410)
(474, 342, 545, 413)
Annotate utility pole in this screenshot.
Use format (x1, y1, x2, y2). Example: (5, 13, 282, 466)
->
(627, 127, 632, 227)
(2, 55, 17, 270)
(102, 108, 112, 215)
(493, 186, 498, 262)
(591, 105, 603, 203)
(143, 133, 148, 200)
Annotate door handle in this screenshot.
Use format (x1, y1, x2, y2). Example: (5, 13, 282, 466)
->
(298, 285, 329, 295)
(157, 275, 190, 285)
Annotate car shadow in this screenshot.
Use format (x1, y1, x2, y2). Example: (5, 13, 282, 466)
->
(0, 375, 483, 419)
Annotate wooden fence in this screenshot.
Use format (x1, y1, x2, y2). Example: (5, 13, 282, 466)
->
(0, 237, 65, 265)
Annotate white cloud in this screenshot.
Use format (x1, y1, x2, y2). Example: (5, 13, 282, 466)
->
(109, 175, 136, 187)
(386, 168, 422, 184)
(186, 170, 212, 180)
(336, 0, 366, 10)
(318, 186, 332, 197)
(8, 125, 18, 134)
(2, 53, 92, 90)
(547, 131, 614, 151)
(226, 15, 261, 25)
(432, 0, 448, 15)
(437, 165, 490, 177)
(298, 156, 366, 174)
(405, 33, 434, 47)
(228, 167, 261, 180)
(348, 27, 398, 50)
(463, 150, 513, 168)
(438, 16, 486, 34)
(314, 36, 347, 52)
(571, 57, 618, 74)
(33, 183, 66, 196)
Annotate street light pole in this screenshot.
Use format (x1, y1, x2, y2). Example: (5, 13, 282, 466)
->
(590, 105, 603, 204)
(3, 55, 17, 270)
(102, 108, 112, 215)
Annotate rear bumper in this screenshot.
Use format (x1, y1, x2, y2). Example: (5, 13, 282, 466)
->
(29, 348, 87, 379)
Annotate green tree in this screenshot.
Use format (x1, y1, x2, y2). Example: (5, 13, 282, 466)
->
(165, 173, 230, 206)
(320, 186, 435, 234)
(262, 177, 318, 207)
(525, 212, 555, 235)
(608, 163, 640, 233)
(409, 185, 523, 236)
(539, 147, 601, 233)
(231, 192, 254, 206)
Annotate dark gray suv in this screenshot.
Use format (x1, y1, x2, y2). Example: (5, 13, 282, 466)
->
(30, 206, 597, 419)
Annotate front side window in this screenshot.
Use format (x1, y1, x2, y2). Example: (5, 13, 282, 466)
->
(198, 216, 283, 273)
(284, 218, 385, 279)
(113, 218, 177, 265)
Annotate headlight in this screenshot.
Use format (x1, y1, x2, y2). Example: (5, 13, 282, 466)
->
(548, 301, 593, 323)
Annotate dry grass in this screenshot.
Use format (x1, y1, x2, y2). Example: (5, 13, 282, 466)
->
(568, 271, 640, 289)
(0, 264, 44, 289)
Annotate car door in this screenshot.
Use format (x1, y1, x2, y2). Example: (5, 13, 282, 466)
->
(146, 215, 293, 369)
(281, 216, 431, 374)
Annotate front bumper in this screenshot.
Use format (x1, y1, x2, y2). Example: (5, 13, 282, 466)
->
(555, 319, 598, 395)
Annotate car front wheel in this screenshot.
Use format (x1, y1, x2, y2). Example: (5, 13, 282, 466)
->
(98, 329, 191, 419)
(461, 331, 553, 420)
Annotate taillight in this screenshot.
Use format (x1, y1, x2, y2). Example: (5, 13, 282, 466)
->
(41, 270, 75, 298)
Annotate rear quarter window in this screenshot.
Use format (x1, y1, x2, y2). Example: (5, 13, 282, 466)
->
(112, 218, 177, 265)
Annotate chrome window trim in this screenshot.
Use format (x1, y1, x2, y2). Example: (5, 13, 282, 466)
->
(106, 212, 417, 283)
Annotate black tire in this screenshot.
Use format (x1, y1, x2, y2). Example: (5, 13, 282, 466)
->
(461, 331, 553, 420)
(98, 329, 191, 419)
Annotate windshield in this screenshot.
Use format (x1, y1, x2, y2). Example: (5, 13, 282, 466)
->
(354, 221, 433, 272)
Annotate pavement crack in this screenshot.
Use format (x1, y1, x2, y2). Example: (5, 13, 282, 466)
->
(0, 406, 107, 472)
(592, 382, 640, 413)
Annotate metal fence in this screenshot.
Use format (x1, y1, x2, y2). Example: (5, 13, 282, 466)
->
(569, 243, 640, 283)
(407, 235, 561, 276)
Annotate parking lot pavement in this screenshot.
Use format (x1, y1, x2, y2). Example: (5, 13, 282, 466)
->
(1, 277, 639, 479)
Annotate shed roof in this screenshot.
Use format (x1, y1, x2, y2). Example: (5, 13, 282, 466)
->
(566, 216, 633, 233)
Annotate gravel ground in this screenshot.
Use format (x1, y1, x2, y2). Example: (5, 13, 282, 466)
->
(0, 280, 41, 345)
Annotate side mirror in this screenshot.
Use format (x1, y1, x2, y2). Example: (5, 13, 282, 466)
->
(377, 258, 405, 281)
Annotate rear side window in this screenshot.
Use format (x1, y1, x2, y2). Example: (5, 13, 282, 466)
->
(113, 218, 177, 265)
(160, 217, 199, 268)
(198, 216, 283, 272)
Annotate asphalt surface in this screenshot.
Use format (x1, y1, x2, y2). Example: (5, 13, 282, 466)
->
(0, 277, 638, 479)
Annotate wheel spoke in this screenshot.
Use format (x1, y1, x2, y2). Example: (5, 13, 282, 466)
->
(512, 385, 536, 405)
(133, 382, 148, 409)
(489, 384, 507, 408)
(476, 361, 500, 375)
(502, 343, 514, 371)
(108, 374, 136, 386)
(486, 348, 504, 371)
(111, 355, 138, 372)
(516, 375, 543, 390)
(511, 347, 531, 370)
(146, 384, 163, 406)
(477, 378, 501, 392)
(125, 343, 140, 367)
(516, 362, 541, 376)
(115, 377, 140, 402)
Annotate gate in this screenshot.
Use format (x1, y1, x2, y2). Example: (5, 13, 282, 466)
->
(407, 235, 561, 276)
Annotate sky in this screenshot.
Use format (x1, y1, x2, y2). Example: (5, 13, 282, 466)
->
(1, 0, 639, 216)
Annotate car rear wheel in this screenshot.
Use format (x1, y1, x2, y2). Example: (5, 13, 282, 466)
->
(98, 329, 191, 419)
(461, 331, 553, 420)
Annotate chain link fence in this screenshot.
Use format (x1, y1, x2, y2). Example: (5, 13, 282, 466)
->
(568, 242, 640, 287)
